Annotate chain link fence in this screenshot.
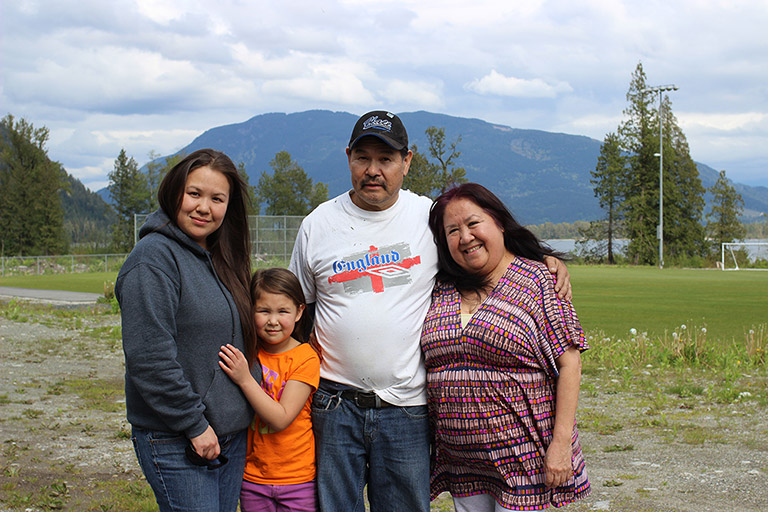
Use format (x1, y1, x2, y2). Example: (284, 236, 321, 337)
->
(135, 214, 304, 263)
(0, 254, 128, 276)
(0, 215, 304, 277)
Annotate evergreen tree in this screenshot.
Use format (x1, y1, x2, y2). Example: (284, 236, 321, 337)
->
(586, 132, 626, 263)
(108, 149, 147, 252)
(661, 102, 706, 261)
(706, 170, 746, 251)
(0, 114, 68, 255)
(145, 151, 183, 211)
(402, 144, 440, 197)
(403, 126, 467, 198)
(237, 161, 259, 215)
(615, 62, 706, 265)
(617, 63, 658, 264)
(256, 151, 328, 215)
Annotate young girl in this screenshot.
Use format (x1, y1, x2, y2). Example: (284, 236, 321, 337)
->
(219, 268, 320, 512)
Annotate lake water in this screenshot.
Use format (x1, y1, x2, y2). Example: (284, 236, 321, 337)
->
(545, 239, 768, 260)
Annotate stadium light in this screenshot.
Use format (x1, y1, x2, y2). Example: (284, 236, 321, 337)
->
(642, 84, 678, 269)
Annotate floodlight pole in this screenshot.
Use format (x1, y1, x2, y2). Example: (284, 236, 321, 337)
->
(642, 84, 678, 269)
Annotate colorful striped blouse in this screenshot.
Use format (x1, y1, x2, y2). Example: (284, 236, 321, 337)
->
(420, 257, 590, 509)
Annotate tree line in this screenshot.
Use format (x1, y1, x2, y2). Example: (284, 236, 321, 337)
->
(0, 112, 465, 256)
(583, 62, 748, 265)
(2, 99, 757, 261)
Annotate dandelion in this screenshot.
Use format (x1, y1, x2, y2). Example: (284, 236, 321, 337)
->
(701, 327, 707, 334)
(673, 332, 679, 340)
(680, 324, 687, 331)
(629, 328, 637, 336)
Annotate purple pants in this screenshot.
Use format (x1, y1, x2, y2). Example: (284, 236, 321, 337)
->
(240, 479, 317, 512)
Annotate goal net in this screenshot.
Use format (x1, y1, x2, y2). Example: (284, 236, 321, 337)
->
(721, 242, 768, 270)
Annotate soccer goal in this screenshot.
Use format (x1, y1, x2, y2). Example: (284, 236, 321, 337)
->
(721, 242, 768, 270)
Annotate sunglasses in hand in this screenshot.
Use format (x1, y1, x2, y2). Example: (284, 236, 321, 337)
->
(185, 443, 229, 470)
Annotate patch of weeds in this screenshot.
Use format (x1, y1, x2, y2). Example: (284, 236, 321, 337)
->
(46, 382, 65, 395)
(45, 480, 70, 509)
(577, 408, 624, 435)
(675, 424, 722, 445)
(666, 382, 705, 398)
(1, 299, 29, 322)
(604, 479, 624, 487)
(604, 444, 634, 453)
(63, 377, 125, 413)
(89, 324, 122, 342)
(0, 393, 9, 404)
(580, 380, 598, 398)
(3, 464, 21, 478)
(115, 425, 131, 440)
(22, 408, 44, 419)
(90, 479, 157, 512)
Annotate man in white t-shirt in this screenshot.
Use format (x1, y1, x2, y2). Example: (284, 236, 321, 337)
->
(289, 111, 570, 512)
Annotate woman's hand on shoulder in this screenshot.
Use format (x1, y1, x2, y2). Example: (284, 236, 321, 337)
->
(543, 255, 572, 301)
(218, 344, 253, 387)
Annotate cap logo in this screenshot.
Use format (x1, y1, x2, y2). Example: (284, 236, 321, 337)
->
(362, 115, 392, 132)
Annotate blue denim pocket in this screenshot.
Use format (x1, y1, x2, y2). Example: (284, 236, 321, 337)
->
(311, 386, 342, 413)
(398, 404, 428, 419)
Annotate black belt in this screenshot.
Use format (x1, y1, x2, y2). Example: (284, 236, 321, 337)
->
(338, 390, 392, 408)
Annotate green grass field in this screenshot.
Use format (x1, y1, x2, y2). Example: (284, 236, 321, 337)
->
(0, 272, 118, 294)
(570, 266, 767, 343)
(2, 265, 766, 345)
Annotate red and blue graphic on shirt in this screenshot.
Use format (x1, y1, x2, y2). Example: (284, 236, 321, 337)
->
(329, 242, 421, 294)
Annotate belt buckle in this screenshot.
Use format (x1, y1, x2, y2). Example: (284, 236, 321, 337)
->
(354, 392, 379, 408)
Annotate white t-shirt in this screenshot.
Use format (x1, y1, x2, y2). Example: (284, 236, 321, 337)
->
(289, 189, 438, 406)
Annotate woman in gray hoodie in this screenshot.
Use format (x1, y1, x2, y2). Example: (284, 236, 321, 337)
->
(116, 149, 258, 512)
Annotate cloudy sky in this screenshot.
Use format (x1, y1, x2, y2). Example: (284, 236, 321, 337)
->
(2, 0, 767, 191)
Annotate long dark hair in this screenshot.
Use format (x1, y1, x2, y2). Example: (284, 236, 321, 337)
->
(157, 149, 255, 363)
(250, 268, 315, 353)
(428, 183, 565, 293)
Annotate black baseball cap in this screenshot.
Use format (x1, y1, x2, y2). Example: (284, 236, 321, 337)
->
(348, 111, 408, 151)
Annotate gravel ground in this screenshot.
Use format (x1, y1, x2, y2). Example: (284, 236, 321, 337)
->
(1, 301, 766, 511)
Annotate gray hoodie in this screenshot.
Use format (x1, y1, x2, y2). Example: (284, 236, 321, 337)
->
(116, 210, 255, 438)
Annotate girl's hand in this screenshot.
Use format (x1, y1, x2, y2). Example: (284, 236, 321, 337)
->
(543, 438, 573, 489)
(218, 344, 252, 387)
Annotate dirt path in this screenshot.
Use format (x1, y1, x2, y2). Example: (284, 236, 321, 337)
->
(1, 303, 766, 511)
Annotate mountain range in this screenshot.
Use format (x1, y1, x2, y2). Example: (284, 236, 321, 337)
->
(119, 110, 768, 225)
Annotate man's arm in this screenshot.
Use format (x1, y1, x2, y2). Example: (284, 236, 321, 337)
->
(543, 256, 572, 301)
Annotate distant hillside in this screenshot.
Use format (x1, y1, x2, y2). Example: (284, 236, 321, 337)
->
(115, 110, 767, 225)
(61, 173, 114, 249)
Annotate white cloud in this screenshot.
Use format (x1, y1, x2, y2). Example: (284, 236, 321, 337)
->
(2, 0, 768, 187)
(379, 80, 444, 109)
(465, 70, 573, 99)
(680, 112, 767, 133)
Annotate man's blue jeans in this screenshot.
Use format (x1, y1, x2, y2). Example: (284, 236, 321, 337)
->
(131, 427, 247, 512)
(312, 381, 431, 512)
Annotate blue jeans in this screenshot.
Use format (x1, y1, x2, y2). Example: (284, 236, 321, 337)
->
(131, 427, 247, 512)
(312, 381, 430, 512)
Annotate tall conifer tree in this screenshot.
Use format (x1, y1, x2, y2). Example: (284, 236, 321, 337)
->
(108, 149, 147, 252)
(0, 115, 68, 255)
(706, 170, 746, 250)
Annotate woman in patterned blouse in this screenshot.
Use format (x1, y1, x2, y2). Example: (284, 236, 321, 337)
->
(421, 183, 590, 511)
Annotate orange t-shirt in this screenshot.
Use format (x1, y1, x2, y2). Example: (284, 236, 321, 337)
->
(243, 343, 320, 485)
